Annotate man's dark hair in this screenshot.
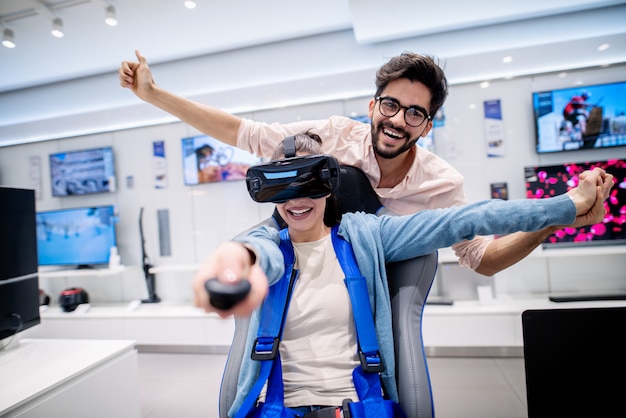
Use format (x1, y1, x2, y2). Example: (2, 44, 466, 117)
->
(375, 52, 448, 117)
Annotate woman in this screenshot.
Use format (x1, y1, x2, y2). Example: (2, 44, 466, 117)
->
(193, 133, 606, 417)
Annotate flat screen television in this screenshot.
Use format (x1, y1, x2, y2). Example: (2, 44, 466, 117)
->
(532, 80, 626, 153)
(524, 158, 626, 248)
(36, 205, 118, 268)
(49, 146, 116, 196)
(182, 135, 262, 185)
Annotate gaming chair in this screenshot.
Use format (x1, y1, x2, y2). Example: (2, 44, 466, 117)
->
(219, 165, 438, 418)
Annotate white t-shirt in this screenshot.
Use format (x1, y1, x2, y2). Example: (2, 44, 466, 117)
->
(282, 234, 359, 406)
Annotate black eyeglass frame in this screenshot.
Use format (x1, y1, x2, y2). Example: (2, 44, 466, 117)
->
(375, 96, 432, 128)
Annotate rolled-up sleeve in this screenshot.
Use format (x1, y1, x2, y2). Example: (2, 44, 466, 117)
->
(451, 236, 492, 270)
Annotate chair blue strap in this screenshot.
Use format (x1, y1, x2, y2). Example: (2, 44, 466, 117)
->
(330, 225, 383, 373)
(236, 228, 298, 418)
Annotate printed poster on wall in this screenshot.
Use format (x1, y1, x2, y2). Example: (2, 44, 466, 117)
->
(29, 155, 42, 200)
(153, 140, 168, 189)
(483, 99, 505, 157)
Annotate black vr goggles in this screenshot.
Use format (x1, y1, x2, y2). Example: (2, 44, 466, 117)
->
(246, 154, 340, 203)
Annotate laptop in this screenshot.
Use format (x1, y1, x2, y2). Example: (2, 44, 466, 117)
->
(521, 307, 626, 417)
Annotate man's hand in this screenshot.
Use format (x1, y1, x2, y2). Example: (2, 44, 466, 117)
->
(566, 167, 612, 225)
(118, 50, 156, 102)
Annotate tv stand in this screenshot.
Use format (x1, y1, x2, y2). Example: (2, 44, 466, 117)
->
(76, 264, 95, 270)
(549, 293, 626, 303)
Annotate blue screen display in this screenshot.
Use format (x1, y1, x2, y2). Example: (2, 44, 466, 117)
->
(36, 205, 117, 266)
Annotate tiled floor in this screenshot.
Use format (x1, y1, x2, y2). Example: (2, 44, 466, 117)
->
(137, 352, 528, 418)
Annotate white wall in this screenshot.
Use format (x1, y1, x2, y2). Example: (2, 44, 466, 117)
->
(1, 64, 625, 304)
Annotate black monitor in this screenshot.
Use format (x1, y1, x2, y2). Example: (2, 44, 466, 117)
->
(0, 187, 40, 345)
(0, 273, 41, 341)
(522, 307, 626, 417)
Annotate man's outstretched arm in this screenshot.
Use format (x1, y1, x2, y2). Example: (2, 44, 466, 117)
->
(119, 50, 241, 146)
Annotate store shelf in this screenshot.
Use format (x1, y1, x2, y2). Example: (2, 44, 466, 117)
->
(148, 264, 199, 274)
(437, 244, 626, 264)
(38, 265, 127, 278)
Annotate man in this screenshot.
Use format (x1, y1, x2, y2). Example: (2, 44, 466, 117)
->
(119, 50, 613, 276)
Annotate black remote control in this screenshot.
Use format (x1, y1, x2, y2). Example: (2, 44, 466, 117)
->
(204, 278, 251, 310)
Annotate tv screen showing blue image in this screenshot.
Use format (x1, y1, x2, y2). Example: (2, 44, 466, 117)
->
(36, 205, 117, 267)
(182, 135, 262, 185)
(532, 80, 626, 153)
(50, 147, 116, 196)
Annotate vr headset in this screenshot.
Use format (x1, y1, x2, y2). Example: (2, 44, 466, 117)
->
(246, 153, 340, 203)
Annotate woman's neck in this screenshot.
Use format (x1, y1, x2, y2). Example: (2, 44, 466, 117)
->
(289, 224, 331, 243)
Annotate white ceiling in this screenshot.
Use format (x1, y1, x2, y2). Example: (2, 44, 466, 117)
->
(0, 0, 625, 146)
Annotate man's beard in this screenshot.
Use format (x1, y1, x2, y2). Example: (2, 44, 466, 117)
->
(371, 122, 419, 159)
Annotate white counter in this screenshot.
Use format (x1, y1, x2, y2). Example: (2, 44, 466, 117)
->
(0, 338, 140, 418)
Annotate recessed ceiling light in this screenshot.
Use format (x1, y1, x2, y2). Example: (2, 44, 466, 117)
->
(557, 72, 568, 78)
(480, 81, 490, 89)
(105, 5, 118, 26)
(184, 0, 197, 9)
(502, 56, 513, 63)
(51, 18, 64, 38)
(597, 43, 610, 52)
(2, 28, 15, 48)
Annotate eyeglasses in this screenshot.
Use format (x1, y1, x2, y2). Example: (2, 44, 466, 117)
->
(375, 96, 431, 127)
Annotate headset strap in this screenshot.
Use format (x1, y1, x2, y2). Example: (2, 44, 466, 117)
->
(283, 136, 296, 158)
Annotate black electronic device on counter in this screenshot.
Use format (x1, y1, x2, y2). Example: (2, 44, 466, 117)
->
(139, 207, 161, 304)
(59, 287, 89, 312)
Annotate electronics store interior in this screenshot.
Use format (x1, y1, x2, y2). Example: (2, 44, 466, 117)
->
(1, 2, 625, 418)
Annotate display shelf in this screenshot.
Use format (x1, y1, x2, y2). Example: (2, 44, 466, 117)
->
(38, 265, 127, 278)
(437, 244, 626, 264)
(24, 302, 235, 350)
(148, 264, 199, 274)
(24, 296, 626, 353)
(527, 244, 626, 258)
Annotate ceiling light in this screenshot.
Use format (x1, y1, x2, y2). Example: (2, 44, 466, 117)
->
(105, 5, 118, 26)
(502, 56, 513, 63)
(184, 1, 197, 9)
(480, 81, 490, 89)
(51, 17, 64, 38)
(597, 43, 610, 52)
(2, 28, 15, 48)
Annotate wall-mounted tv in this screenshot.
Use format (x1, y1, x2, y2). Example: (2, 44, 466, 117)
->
(50, 146, 116, 196)
(524, 159, 626, 248)
(532, 80, 626, 153)
(182, 135, 262, 185)
(36, 205, 118, 268)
